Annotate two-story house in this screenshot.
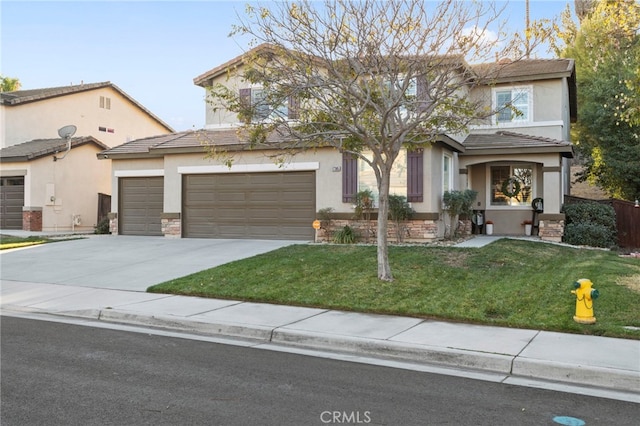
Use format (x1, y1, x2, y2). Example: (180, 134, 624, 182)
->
(99, 46, 574, 242)
(0, 82, 174, 231)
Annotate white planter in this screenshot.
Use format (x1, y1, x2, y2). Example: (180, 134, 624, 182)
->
(486, 224, 494, 235)
(524, 224, 532, 236)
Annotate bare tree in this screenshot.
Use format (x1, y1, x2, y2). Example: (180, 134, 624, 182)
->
(210, 0, 543, 281)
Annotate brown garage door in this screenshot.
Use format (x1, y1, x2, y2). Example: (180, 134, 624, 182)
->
(183, 172, 315, 240)
(119, 177, 163, 236)
(0, 177, 25, 229)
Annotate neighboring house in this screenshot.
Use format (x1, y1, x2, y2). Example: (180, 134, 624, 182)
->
(0, 82, 174, 231)
(99, 47, 575, 242)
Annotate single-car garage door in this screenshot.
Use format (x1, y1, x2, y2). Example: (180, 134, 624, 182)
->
(0, 177, 25, 229)
(183, 172, 315, 240)
(119, 177, 163, 236)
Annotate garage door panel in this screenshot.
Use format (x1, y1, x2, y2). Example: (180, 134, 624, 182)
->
(0, 177, 25, 229)
(183, 172, 315, 240)
(119, 177, 163, 236)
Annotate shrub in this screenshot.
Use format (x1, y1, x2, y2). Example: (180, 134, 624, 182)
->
(563, 223, 616, 248)
(333, 225, 357, 244)
(94, 217, 110, 234)
(562, 202, 617, 248)
(388, 194, 414, 243)
(442, 189, 478, 238)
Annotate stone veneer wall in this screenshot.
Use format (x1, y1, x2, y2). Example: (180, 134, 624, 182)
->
(22, 207, 42, 231)
(108, 212, 118, 235)
(161, 213, 181, 238)
(317, 219, 452, 243)
(538, 219, 564, 242)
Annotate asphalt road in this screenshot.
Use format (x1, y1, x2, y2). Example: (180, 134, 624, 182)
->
(1, 316, 637, 426)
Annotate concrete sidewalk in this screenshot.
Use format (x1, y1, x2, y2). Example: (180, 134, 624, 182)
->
(2, 279, 638, 401)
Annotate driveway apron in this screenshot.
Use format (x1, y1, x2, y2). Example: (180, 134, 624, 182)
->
(0, 236, 296, 291)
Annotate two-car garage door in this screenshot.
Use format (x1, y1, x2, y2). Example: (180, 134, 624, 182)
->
(183, 172, 315, 240)
(119, 172, 315, 240)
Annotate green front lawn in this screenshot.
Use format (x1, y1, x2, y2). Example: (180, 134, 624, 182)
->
(148, 239, 640, 339)
(0, 235, 50, 250)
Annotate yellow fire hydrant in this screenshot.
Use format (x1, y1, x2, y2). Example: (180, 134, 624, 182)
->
(571, 279, 600, 324)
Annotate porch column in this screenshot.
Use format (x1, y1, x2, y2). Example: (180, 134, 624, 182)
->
(458, 168, 469, 190)
(540, 166, 565, 242)
(542, 166, 562, 214)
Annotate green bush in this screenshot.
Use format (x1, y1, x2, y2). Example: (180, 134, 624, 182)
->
(388, 194, 414, 243)
(94, 217, 110, 234)
(563, 223, 616, 248)
(333, 225, 357, 244)
(562, 202, 617, 248)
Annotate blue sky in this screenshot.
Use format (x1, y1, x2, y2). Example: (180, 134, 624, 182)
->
(1, 1, 572, 132)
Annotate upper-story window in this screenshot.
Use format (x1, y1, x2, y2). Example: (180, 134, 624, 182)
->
(493, 86, 531, 124)
(99, 96, 111, 110)
(239, 87, 299, 122)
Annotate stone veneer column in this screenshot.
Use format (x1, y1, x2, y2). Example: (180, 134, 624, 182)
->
(22, 207, 43, 231)
(161, 213, 182, 238)
(538, 213, 565, 242)
(108, 212, 118, 235)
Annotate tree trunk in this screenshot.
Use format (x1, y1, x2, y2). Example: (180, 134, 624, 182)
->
(377, 170, 393, 281)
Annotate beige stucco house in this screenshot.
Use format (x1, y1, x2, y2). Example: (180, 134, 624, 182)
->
(100, 48, 575, 242)
(0, 82, 174, 231)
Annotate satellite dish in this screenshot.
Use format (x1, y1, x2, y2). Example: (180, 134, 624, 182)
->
(58, 125, 77, 139)
(54, 124, 77, 161)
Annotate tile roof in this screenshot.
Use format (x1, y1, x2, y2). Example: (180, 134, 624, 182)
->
(0, 136, 109, 163)
(463, 131, 573, 157)
(0, 82, 174, 132)
(98, 128, 278, 158)
(472, 59, 575, 83)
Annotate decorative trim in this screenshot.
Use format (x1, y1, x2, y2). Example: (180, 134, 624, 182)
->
(115, 169, 164, 177)
(542, 166, 562, 173)
(539, 213, 565, 220)
(22, 206, 43, 212)
(1, 169, 27, 177)
(323, 212, 440, 221)
(178, 162, 319, 174)
(160, 212, 181, 219)
(469, 120, 564, 131)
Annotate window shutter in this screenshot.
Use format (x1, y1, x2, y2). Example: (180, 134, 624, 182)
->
(416, 75, 429, 113)
(342, 153, 358, 203)
(288, 95, 300, 120)
(407, 149, 423, 202)
(239, 88, 252, 108)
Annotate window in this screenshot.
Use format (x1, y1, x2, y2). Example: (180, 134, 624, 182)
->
(443, 153, 452, 194)
(494, 87, 530, 123)
(359, 150, 407, 205)
(239, 87, 298, 122)
(490, 164, 533, 206)
(99, 96, 111, 110)
(342, 149, 423, 204)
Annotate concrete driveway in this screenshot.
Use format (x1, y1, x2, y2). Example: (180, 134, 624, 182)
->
(0, 235, 297, 291)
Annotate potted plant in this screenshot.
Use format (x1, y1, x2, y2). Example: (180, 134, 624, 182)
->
(485, 220, 494, 235)
(522, 219, 533, 236)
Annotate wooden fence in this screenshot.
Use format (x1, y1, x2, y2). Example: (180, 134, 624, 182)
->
(564, 195, 640, 249)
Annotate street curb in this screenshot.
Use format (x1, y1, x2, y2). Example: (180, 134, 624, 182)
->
(4, 305, 639, 394)
(512, 357, 640, 392)
(93, 309, 275, 342)
(270, 328, 514, 374)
